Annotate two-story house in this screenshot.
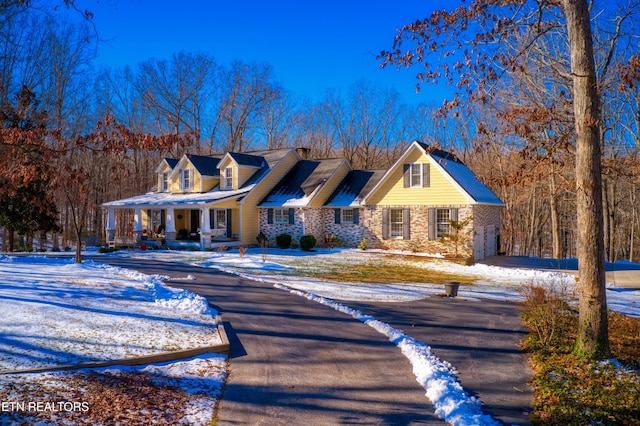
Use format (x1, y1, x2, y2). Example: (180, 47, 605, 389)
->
(102, 141, 504, 260)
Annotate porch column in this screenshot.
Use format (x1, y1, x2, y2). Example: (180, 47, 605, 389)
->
(165, 207, 176, 245)
(106, 208, 116, 243)
(133, 208, 143, 243)
(200, 207, 211, 250)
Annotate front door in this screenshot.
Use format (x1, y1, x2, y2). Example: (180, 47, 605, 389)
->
(190, 209, 201, 239)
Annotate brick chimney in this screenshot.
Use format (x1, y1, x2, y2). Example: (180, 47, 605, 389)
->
(296, 147, 310, 159)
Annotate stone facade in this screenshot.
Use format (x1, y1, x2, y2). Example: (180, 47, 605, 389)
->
(322, 208, 367, 246)
(259, 204, 501, 257)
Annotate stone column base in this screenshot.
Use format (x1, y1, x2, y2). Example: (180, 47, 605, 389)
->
(200, 232, 212, 250)
(165, 231, 176, 247)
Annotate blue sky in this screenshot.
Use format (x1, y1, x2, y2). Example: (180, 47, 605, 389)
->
(86, 0, 452, 105)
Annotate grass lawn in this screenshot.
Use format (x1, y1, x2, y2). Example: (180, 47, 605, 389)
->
(520, 285, 640, 425)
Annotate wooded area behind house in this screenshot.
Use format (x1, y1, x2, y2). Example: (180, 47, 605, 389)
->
(1, 1, 639, 262)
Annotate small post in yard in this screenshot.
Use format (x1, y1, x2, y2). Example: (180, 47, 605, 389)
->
(444, 281, 460, 298)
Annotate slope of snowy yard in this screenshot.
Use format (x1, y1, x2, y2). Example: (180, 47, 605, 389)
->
(0, 254, 226, 426)
(111, 247, 639, 425)
(1, 248, 638, 425)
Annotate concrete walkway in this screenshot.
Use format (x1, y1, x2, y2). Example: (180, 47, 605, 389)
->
(96, 256, 533, 425)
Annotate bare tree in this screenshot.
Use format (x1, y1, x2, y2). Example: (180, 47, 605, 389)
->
(379, 0, 617, 358)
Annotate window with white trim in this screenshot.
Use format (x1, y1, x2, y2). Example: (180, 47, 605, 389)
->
(225, 166, 233, 189)
(342, 209, 354, 224)
(410, 163, 423, 187)
(215, 209, 227, 230)
(161, 172, 169, 192)
(274, 208, 288, 224)
(390, 208, 404, 238)
(180, 168, 192, 190)
(436, 208, 451, 238)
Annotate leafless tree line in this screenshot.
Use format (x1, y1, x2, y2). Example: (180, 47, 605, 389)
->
(0, 1, 639, 267)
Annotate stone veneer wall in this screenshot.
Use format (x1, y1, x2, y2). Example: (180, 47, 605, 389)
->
(362, 205, 475, 253)
(322, 208, 367, 246)
(258, 204, 501, 255)
(258, 209, 304, 245)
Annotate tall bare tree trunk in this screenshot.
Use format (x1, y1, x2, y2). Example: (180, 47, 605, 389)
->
(563, 0, 609, 359)
(549, 174, 563, 259)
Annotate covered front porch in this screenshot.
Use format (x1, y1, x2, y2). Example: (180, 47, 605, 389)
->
(101, 190, 249, 250)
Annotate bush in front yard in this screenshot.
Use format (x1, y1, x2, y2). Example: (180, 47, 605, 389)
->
(276, 233, 292, 249)
(299, 234, 316, 251)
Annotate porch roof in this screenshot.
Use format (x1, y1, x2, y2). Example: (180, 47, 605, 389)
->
(101, 186, 253, 208)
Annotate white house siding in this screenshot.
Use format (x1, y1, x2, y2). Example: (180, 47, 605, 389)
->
(470, 204, 503, 257)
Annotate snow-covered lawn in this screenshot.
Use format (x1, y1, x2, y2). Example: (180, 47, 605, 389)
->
(1, 248, 638, 425)
(0, 254, 226, 426)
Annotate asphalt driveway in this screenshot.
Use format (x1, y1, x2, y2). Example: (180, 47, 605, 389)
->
(95, 256, 533, 425)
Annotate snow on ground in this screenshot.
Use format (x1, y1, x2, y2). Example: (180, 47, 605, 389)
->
(1, 248, 638, 425)
(122, 247, 639, 317)
(107, 247, 639, 425)
(0, 254, 226, 426)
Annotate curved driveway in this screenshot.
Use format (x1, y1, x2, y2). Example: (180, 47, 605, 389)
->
(96, 256, 532, 425)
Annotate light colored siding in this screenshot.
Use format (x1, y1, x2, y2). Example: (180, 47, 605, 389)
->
(191, 169, 202, 193)
(210, 198, 240, 209)
(157, 164, 172, 192)
(240, 151, 299, 245)
(238, 166, 257, 188)
(217, 158, 234, 190)
(309, 161, 351, 208)
(201, 176, 219, 192)
(367, 150, 469, 206)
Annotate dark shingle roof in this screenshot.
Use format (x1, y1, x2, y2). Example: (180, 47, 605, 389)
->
(164, 158, 179, 169)
(260, 158, 346, 207)
(187, 154, 221, 177)
(416, 142, 503, 205)
(228, 152, 264, 168)
(325, 169, 386, 207)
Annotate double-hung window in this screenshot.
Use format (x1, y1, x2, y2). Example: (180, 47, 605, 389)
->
(436, 209, 451, 238)
(390, 208, 404, 239)
(342, 209, 354, 224)
(180, 169, 192, 190)
(410, 163, 423, 187)
(225, 166, 233, 189)
(274, 208, 289, 224)
(404, 162, 429, 188)
(161, 172, 169, 192)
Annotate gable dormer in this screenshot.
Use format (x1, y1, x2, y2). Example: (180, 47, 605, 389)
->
(217, 152, 265, 191)
(167, 154, 221, 193)
(156, 158, 178, 192)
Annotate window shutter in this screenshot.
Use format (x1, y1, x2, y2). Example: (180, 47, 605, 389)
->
(382, 208, 389, 240)
(267, 208, 273, 224)
(226, 209, 232, 237)
(423, 163, 430, 187)
(402, 208, 411, 240)
(428, 208, 436, 240)
(403, 164, 410, 188)
(209, 209, 215, 230)
(334, 208, 341, 224)
(450, 208, 458, 223)
(288, 208, 295, 224)
(353, 209, 359, 224)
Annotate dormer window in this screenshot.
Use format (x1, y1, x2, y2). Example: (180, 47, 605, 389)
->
(225, 166, 233, 189)
(180, 168, 192, 190)
(161, 172, 169, 192)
